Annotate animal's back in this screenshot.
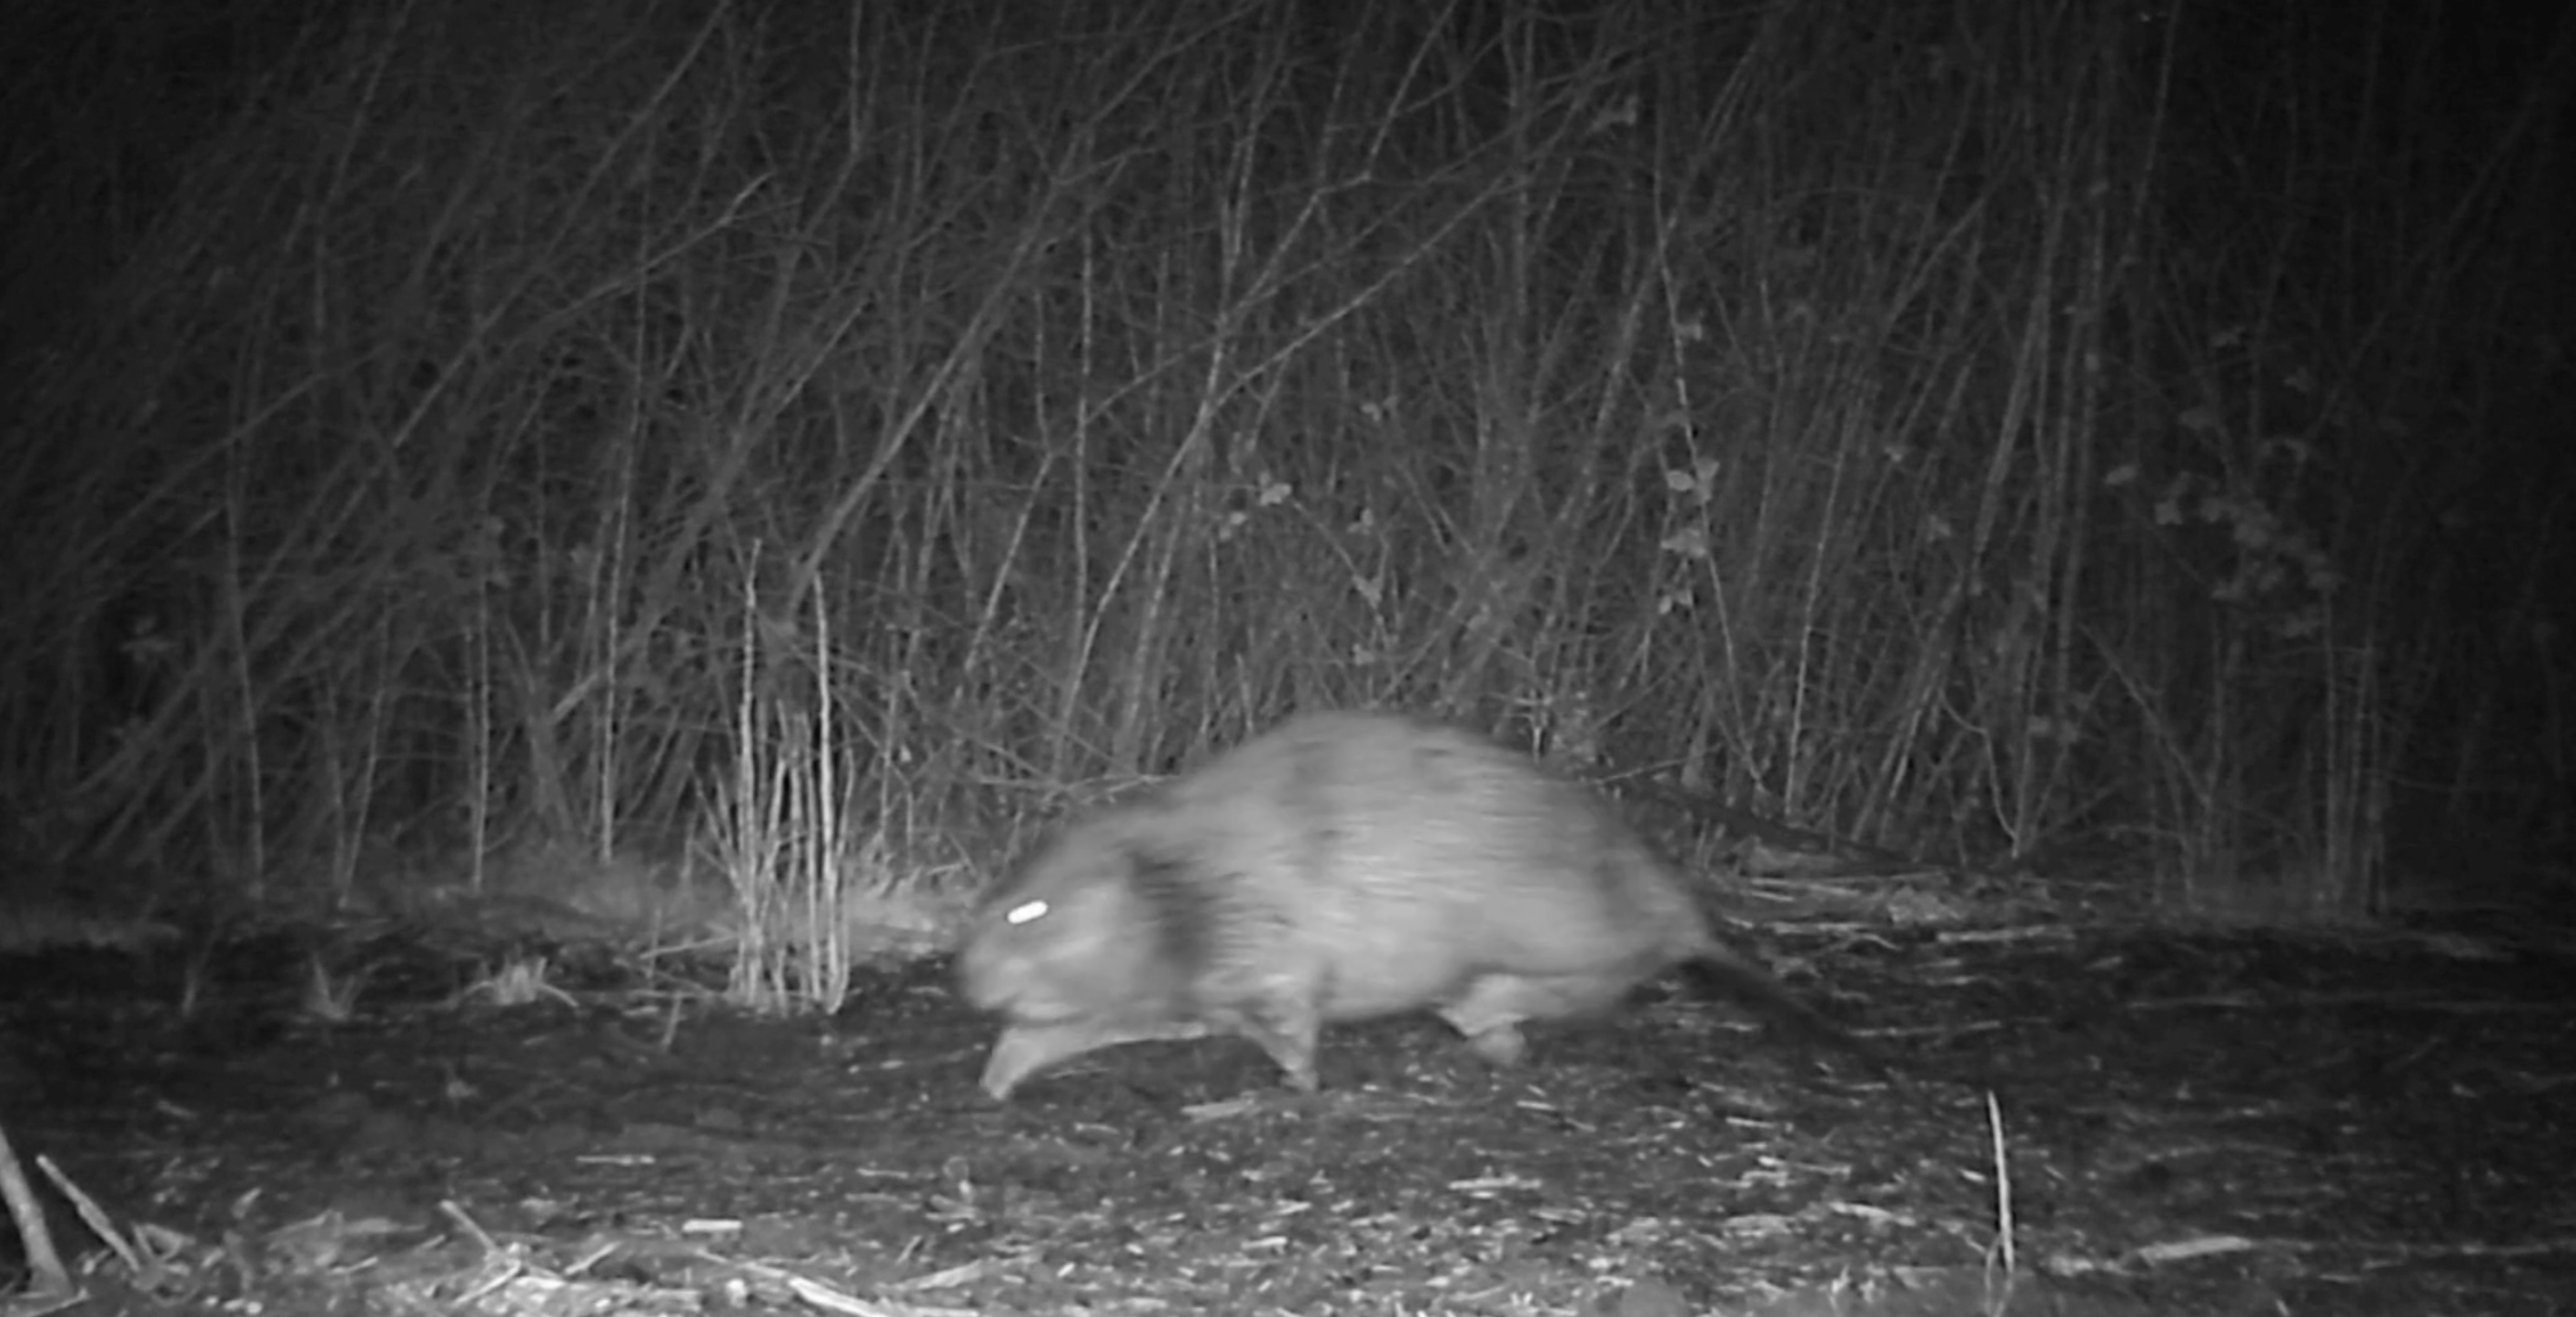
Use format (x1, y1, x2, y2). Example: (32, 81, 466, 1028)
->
(1156, 710, 1714, 1018)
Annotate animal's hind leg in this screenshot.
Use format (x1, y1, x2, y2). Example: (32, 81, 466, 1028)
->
(1435, 976, 1537, 1066)
(1438, 972, 1623, 1066)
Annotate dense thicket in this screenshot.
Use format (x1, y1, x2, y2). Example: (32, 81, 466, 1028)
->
(3, 0, 2566, 942)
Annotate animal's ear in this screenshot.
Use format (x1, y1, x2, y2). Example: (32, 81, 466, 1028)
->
(1114, 839, 1217, 972)
(1117, 839, 1192, 893)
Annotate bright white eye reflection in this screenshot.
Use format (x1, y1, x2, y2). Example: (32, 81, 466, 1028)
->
(1004, 899, 1051, 926)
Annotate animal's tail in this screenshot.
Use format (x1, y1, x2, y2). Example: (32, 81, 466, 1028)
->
(1679, 943, 1887, 1078)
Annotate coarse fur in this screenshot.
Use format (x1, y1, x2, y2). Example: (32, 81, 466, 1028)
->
(955, 709, 1871, 1100)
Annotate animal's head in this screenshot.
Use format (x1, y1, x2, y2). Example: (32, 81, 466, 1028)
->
(955, 812, 1192, 1022)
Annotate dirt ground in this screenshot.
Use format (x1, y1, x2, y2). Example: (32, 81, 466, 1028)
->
(2, 916, 2571, 1315)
